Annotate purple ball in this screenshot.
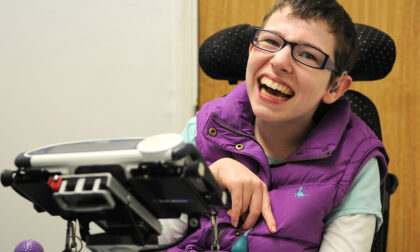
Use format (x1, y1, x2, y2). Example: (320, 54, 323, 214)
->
(14, 240, 44, 252)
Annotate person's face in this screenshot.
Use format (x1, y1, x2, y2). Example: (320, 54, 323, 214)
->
(246, 6, 338, 126)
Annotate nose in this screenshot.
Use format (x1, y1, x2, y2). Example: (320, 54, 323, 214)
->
(270, 44, 293, 74)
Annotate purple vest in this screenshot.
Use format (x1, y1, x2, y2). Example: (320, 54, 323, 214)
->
(171, 82, 388, 251)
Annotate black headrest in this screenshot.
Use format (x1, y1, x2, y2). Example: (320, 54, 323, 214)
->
(199, 23, 396, 82)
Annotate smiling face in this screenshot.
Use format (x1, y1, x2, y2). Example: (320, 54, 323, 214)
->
(246, 6, 339, 128)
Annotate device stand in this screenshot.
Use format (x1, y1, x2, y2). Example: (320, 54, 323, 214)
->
(210, 210, 220, 252)
(63, 220, 76, 252)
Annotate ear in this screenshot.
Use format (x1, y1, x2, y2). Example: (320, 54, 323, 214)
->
(249, 44, 254, 53)
(322, 74, 352, 104)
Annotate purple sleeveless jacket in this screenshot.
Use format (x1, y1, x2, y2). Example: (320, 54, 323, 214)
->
(170, 82, 388, 252)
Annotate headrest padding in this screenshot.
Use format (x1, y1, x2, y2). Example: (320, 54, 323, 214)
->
(199, 23, 396, 82)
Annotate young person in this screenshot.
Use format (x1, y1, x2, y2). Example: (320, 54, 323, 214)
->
(167, 0, 388, 251)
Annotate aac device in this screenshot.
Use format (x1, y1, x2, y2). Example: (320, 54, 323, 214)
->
(2, 133, 227, 252)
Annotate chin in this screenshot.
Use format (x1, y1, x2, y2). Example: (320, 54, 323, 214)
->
(251, 104, 282, 123)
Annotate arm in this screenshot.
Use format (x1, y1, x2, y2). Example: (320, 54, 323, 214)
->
(158, 214, 189, 245)
(320, 214, 376, 252)
(157, 118, 197, 244)
(210, 158, 277, 233)
(181, 116, 277, 232)
(320, 157, 382, 251)
(159, 117, 277, 245)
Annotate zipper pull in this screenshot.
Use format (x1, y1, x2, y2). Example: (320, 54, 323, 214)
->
(231, 228, 253, 252)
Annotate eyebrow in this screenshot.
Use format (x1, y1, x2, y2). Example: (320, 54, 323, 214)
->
(264, 28, 327, 52)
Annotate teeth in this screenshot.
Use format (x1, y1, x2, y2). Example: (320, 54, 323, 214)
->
(261, 88, 289, 101)
(261, 77, 293, 96)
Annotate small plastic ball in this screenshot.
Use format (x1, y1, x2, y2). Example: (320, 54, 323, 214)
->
(14, 240, 44, 252)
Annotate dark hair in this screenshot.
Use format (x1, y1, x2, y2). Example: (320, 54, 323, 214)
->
(262, 0, 358, 85)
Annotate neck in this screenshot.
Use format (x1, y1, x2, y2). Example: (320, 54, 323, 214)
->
(254, 117, 315, 160)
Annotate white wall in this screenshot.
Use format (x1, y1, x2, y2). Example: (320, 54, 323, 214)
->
(0, 0, 197, 251)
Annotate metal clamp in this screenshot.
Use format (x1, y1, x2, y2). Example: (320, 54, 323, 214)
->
(210, 210, 220, 252)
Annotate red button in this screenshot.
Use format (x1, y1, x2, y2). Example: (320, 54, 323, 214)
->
(48, 176, 62, 192)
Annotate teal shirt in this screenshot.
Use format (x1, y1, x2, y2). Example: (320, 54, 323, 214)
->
(181, 117, 383, 229)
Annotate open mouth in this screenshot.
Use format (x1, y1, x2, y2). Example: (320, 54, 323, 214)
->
(259, 76, 295, 101)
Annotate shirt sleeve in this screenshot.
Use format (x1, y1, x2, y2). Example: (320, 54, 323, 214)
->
(157, 214, 189, 245)
(181, 116, 197, 144)
(325, 157, 383, 230)
(319, 157, 382, 251)
(320, 214, 376, 252)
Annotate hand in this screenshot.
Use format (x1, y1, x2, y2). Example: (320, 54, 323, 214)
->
(209, 158, 277, 233)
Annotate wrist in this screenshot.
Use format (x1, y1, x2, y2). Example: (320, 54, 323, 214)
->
(209, 160, 222, 188)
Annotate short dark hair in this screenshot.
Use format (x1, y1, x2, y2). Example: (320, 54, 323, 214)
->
(262, 0, 358, 85)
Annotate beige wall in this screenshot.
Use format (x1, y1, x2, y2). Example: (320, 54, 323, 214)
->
(0, 0, 198, 251)
(198, 0, 420, 251)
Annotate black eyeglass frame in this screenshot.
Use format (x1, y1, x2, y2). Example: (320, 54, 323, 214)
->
(251, 28, 336, 71)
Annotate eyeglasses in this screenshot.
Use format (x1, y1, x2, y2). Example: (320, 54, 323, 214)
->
(252, 28, 336, 71)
